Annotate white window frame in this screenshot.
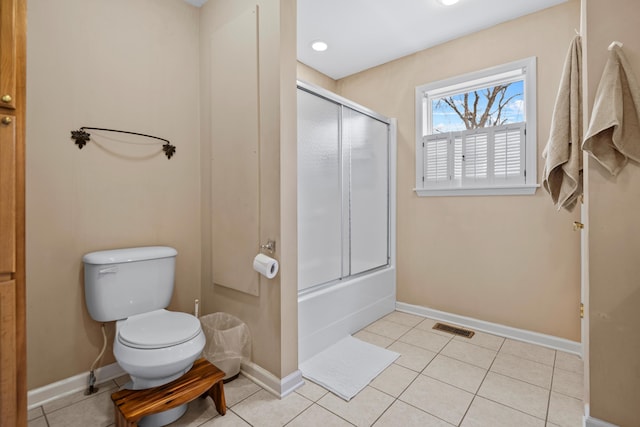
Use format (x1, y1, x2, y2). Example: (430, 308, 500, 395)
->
(414, 57, 539, 197)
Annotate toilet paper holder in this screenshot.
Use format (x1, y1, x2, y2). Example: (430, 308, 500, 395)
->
(260, 239, 276, 254)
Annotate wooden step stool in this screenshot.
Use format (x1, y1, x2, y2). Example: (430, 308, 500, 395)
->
(111, 358, 226, 427)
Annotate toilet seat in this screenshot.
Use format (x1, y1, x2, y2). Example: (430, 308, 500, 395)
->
(118, 309, 201, 349)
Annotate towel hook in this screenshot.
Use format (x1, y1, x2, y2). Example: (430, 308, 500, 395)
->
(608, 40, 623, 51)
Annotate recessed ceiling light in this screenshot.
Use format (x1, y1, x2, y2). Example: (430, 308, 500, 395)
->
(311, 41, 328, 52)
(438, 0, 459, 5)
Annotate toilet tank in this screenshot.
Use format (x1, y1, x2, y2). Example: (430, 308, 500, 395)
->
(83, 246, 178, 322)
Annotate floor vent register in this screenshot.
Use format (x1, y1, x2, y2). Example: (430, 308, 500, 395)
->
(432, 322, 475, 338)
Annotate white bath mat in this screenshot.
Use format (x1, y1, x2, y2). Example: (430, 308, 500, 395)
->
(299, 335, 400, 401)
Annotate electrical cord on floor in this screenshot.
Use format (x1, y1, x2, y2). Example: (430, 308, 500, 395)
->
(85, 323, 107, 395)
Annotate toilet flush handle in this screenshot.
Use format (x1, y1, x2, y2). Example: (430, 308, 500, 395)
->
(98, 266, 119, 275)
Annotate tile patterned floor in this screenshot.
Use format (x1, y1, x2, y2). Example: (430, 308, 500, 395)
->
(28, 312, 584, 427)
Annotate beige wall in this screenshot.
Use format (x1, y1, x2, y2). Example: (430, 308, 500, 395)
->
(337, 1, 582, 340)
(584, 0, 640, 424)
(26, 0, 201, 389)
(297, 62, 338, 92)
(279, 0, 299, 378)
(199, 0, 298, 378)
(26, 0, 297, 392)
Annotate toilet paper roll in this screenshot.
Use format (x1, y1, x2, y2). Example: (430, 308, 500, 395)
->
(253, 253, 279, 279)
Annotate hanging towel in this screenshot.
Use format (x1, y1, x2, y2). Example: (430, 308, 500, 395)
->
(582, 44, 640, 176)
(543, 35, 583, 211)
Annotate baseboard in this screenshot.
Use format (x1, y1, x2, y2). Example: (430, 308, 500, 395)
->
(583, 405, 619, 427)
(28, 360, 303, 409)
(27, 362, 126, 410)
(240, 361, 303, 398)
(396, 302, 582, 355)
(584, 416, 619, 427)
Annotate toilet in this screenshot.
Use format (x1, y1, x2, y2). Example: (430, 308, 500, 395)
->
(83, 246, 205, 427)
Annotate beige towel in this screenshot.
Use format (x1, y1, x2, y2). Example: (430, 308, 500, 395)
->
(582, 44, 640, 176)
(543, 36, 583, 211)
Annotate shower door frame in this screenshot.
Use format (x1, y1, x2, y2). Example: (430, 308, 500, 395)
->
(297, 80, 397, 363)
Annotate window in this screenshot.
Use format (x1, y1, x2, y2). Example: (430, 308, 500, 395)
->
(415, 57, 538, 196)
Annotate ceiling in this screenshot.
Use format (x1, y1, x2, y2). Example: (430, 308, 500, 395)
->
(185, 0, 569, 80)
(297, 0, 568, 80)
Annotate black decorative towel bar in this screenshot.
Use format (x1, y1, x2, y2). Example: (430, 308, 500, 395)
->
(70, 127, 176, 159)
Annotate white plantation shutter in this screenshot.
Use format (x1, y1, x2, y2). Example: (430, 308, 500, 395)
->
(422, 122, 526, 188)
(453, 135, 463, 184)
(494, 123, 525, 182)
(424, 134, 450, 185)
(462, 130, 489, 183)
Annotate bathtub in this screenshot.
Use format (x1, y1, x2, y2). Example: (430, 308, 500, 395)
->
(298, 266, 396, 363)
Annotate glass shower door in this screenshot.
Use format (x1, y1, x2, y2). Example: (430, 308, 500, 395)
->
(297, 89, 343, 291)
(344, 107, 390, 275)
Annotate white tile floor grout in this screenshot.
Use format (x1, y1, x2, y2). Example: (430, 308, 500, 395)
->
(28, 311, 584, 427)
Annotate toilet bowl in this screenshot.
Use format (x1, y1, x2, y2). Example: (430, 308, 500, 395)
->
(114, 309, 206, 388)
(83, 246, 205, 427)
(113, 310, 206, 427)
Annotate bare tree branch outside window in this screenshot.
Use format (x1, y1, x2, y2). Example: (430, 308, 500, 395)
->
(432, 81, 524, 133)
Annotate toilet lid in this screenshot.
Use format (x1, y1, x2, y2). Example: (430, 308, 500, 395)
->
(118, 309, 202, 349)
